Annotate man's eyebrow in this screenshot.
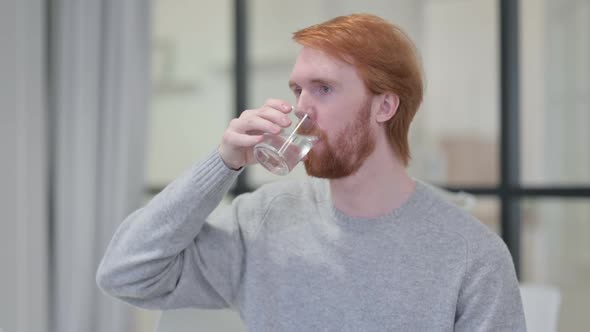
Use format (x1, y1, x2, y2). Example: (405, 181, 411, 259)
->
(310, 78, 338, 86)
(288, 78, 338, 89)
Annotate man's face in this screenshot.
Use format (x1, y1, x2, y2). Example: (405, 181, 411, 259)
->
(288, 47, 377, 178)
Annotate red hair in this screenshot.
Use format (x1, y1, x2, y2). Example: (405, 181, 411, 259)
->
(293, 13, 423, 166)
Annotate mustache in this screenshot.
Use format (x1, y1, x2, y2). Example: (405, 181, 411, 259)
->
(297, 123, 324, 140)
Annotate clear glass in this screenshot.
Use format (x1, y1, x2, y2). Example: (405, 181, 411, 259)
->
(520, 0, 590, 185)
(254, 110, 318, 176)
(521, 199, 590, 331)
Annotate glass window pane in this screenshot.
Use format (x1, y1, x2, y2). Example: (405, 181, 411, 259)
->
(522, 199, 590, 331)
(147, 0, 233, 187)
(409, 0, 499, 187)
(521, 0, 590, 185)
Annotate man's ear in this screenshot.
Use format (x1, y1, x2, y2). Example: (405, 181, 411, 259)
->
(375, 93, 400, 123)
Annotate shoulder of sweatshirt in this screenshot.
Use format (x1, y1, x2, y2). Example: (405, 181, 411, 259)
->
(207, 176, 327, 239)
(233, 176, 327, 209)
(419, 187, 512, 267)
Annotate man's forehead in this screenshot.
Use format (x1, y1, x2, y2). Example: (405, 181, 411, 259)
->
(289, 46, 356, 82)
(295, 47, 348, 68)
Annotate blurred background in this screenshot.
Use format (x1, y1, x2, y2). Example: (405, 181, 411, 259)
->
(1, 0, 589, 331)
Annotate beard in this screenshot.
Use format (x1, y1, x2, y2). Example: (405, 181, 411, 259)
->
(304, 99, 376, 179)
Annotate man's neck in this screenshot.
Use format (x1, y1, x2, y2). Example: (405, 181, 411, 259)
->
(328, 143, 416, 219)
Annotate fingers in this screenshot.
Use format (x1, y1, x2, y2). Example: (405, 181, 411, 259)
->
(234, 100, 293, 134)
(229, 114, 282, 135)
(221, 130, 263, 147)
(258, 99, 294, 126)
(263, 98, 292, 114)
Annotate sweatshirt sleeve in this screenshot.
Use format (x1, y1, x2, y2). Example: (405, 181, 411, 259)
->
(454, 234, 527, 331)
(96, 150, 253, 310)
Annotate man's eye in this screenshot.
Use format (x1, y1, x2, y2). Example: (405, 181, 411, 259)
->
(319, 85, 331, 94)
(293, 88, 302, 96)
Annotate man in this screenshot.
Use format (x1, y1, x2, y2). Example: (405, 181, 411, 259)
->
(97, 14, 526, 331)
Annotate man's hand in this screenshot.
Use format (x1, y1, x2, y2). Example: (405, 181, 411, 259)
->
(218, 99, 293, 170)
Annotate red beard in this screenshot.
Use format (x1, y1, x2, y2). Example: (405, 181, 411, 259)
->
(304, 100, 376, 179)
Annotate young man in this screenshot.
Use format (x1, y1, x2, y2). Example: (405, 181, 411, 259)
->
(97, 14, 526, 331)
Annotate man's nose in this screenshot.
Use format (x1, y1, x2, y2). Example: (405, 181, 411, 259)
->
(295, 91, 316, 119)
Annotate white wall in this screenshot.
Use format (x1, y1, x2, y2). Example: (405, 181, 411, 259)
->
(0, 0, 49, 331)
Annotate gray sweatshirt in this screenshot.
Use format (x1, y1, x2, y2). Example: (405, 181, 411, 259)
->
(97, 151, 526, 331)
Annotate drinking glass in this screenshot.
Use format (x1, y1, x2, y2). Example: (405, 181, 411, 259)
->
(253, 108, 318, 175)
